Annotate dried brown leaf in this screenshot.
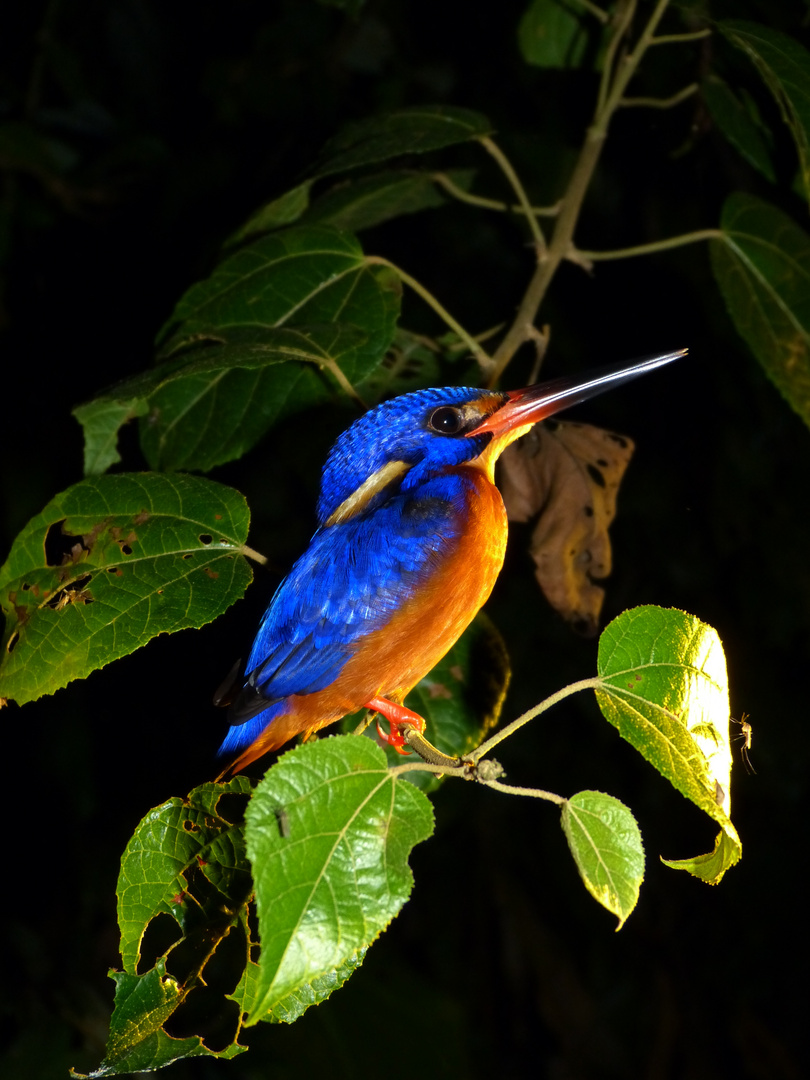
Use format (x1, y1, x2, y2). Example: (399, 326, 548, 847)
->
(498, 420, 634, 634)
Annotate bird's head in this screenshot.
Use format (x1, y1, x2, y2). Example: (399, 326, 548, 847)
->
(317, 349, 686, 527)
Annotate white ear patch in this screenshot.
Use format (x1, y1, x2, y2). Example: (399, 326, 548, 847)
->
(325, 459, 411, 527)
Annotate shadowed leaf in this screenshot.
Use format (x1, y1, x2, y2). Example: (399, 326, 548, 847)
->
(711, 193, 810, 429)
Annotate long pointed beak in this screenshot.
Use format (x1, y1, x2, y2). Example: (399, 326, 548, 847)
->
(471, 348, 687, 439)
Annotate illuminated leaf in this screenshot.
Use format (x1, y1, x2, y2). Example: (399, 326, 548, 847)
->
(595, 606, 740, 883)
(561, 791, 644, 929)
(243, 736, 434, 1023)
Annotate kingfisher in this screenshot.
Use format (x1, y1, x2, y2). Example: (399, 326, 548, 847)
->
(217, 349, 685, 773)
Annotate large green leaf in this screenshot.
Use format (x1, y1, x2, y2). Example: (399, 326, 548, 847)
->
(156, 226, 401, 372)
(74, 325, 371, 474)
(719, 20, 810, 207)
(243, 735, 434, 1023)
(561, 791, 644, 929)
(711, 193, 810, 429)
(0, 473, 252, 704)
(595, 606, 740, 883)
(313, 105, 492, 178)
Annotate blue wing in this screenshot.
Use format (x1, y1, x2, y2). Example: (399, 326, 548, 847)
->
(222, 475, 469, 741)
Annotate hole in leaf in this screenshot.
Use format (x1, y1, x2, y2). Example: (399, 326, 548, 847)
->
(44, 521, 87, 567)
(183, 553, 194, 560)
(182, 819, 200, 832)
(7, 631, 19, 653)
(213, 792, 250, 826)
(137, 912, 183, 974)
(199, 534, 213, 545)
(120, 544, 133, 556)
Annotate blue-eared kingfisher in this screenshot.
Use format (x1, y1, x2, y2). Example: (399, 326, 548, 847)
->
(218, 349, 685, 773)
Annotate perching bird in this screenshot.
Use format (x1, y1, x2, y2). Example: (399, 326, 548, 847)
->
(218, 349, 685, 773)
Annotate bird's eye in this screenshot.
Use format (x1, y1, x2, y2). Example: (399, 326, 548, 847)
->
(428, 406, 463, 434)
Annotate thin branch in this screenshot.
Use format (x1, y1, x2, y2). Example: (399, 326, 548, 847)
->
(488, 0, 677, 386)
(596, 0, 638, 118)
(574, 228, 722, 262)
(469, 677, 603, 761)
(479, 778, 566, 804)
(365, 255, 494, 376)
(650, 28, 711, 45)
(433, 171, 560, 218)
(478, 136, 547, 253)
(574, 0, 610, 24)
(620, 83, 698, 109)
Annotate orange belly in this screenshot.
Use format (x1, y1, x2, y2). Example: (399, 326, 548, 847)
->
(229, 467, 507, 769)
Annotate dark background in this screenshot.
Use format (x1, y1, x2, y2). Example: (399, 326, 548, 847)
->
(1, 2, 807, 1077)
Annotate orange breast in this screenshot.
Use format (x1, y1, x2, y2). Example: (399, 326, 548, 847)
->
(228, 467, 508, 768)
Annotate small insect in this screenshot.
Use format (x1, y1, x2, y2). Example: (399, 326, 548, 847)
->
(732, 713, 756, 775)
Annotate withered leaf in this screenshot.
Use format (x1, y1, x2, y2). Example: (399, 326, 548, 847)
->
(498, 420, 634, 634)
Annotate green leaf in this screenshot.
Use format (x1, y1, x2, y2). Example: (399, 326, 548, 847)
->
(303, 170, 448, 233)
(72, 962, 246, 1077)
(72, 397, 151, 476)
(243, 735, 434, 1023)
(594, 605, 741, 884)
(230, 948, 367, 1025)
(314, 105, 492, 179)
(354, 327, 444, 404)
(0, 473, 252, 704)
(711, 192, 810, 429)
(719, 20, 810, 207)
(117, 777, 253, 973)
(224, 180, 315, 249)
(518, 0, 589, 69)
(75, 325, 372, 473)
(702, 75, 776, 182)
(156, 226, 400, 380)
(561, 791, 644, 929)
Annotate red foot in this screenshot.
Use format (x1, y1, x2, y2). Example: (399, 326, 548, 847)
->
(365, 696, 426, 757)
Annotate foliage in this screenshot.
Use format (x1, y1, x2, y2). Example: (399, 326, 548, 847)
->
(2, 0, 808, 1075)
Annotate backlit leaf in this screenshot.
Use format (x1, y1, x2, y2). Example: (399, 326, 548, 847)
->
(0, 474, 252, 704)
(595, 606, 740, 883)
